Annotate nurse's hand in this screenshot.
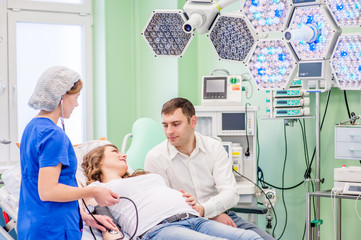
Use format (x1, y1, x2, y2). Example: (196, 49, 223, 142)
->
(82, 213, 118, 232)
(93, 187, 120, 207)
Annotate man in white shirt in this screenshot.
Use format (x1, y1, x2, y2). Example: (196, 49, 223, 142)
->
(145, 97, 274, 240)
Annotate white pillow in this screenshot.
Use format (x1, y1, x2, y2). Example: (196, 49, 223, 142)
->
(2, 163, 21, 199)
(74, 139, 112, 186)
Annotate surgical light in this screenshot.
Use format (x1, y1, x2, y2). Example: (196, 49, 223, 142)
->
(331, 34, 361, 90)
(242, 0, 292, 33)
(208, 13, 256, 62)
(142, 10, 194, 57)
(246, 40, 297, 90)
(142, 0, 239, 57)
(286, 5, 339, 60)
(325, 0, 361, 27)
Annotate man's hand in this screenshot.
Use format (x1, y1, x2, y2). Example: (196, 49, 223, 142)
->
(194, 204, 205, 217)
(82, 212, 118, 232)
(210, 213, 237, 228)
(180, 189, 196, 207)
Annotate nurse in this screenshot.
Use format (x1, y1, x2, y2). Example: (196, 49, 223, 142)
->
(17, 66, 120, 239)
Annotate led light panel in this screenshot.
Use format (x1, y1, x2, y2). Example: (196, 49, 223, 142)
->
(208, 13, 256, 62)
(242, 0, 292, 33)
(325, 0, 361, 27)
(142, 10, 194, 57)
(246, 40, 297, 90)
(287, 5, 339, 60)
(331, 34, 361, 90)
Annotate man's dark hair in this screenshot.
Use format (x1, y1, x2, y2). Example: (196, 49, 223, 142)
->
(161, 98, 195, 122)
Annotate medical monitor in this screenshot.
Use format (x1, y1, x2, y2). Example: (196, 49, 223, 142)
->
(217, 111, 252, 136)
(221, 113, 245, 132)
(203, 77, 227, 99)
(201, 75, 242, 106)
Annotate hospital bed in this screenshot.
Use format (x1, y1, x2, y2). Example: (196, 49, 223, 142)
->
(0, 117, 165, 240)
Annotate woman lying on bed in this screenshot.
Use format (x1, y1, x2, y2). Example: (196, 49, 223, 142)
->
(81, 144, 263, 240)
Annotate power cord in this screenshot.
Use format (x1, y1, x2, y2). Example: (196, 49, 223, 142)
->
(355, 193, 361, 221)
(277, 124, 288, 240)
(232, 170, 278, 239)
(245, 103, 250, 156)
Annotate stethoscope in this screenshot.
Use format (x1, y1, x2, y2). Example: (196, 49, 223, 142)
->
(60, 97, 65, 132)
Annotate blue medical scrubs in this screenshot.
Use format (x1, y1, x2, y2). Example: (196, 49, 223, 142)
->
(18, 118, 83, 239)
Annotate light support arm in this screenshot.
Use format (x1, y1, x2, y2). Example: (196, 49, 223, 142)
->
(285, 24, 319, 43)
(183, 0, 237, 35)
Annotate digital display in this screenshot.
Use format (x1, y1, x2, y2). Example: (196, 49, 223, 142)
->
(299, 62, 323, 78)
(222, 113, 245, 131)
(206, 79, 225, 93)
(292, 0, 317, 3)
(349, 186, 361, 192)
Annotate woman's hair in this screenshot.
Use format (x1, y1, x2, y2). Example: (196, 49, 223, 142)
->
(81, 144, 147, 185)
(67, 79, 83, 94)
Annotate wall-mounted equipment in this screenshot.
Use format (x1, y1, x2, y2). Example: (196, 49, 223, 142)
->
(195, 105, 258, 196)
(201, 75, 242, 106)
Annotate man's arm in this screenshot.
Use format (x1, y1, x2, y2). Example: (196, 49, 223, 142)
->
(201, 142, 239, 219)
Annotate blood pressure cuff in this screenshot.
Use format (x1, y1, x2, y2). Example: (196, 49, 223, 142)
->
(94, 206, 124, 239)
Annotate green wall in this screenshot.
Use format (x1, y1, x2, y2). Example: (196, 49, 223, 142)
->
(94, 0, 361, 239)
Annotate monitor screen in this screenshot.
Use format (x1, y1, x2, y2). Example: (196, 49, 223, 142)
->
(206, 79, 225, 93)
(222, 113, 245, 131)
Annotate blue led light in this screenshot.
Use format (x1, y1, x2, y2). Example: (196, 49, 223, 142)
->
(273, 0, 280, 3)
(269, 74, 276, 82)
(340, 66, 348, 72)
(258, 68, 266, 75)
(306, 15, 314, 24)
(336, 4, 344, 11)
(278, 53, 287, 61)
(318, 35, 326, 44)
(358, 66, 361, 71)
(254, 12, 262, 20)
(265, 18, 273, 25)
(251, 0, 259, 6)
(309, 42, 317, 51)
(341, 51, 348, 57)
(268, 47, 276, 55)
(258, 54, 266, 62)
(275, 10, 283, 18)
(279, 67, 287, 75)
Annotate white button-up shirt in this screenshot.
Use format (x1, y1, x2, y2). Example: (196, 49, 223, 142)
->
(145, 132, 239, 218)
